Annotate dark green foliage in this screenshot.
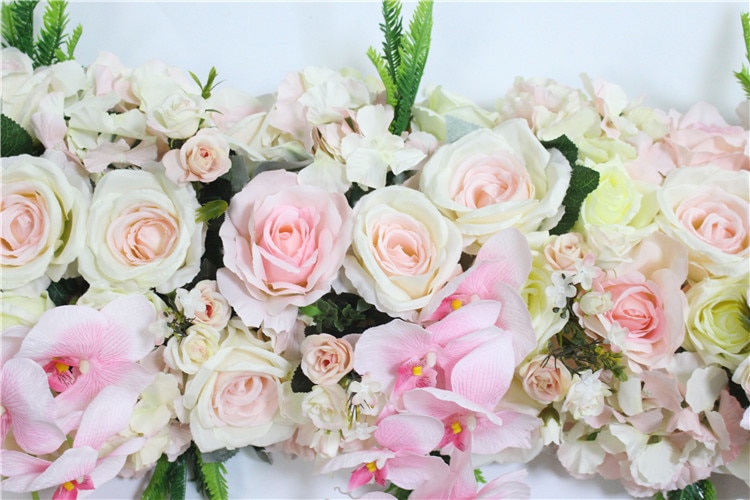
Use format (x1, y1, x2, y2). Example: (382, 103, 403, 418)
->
(1, 114, 42, 157)
(542, 135, 599, 236)
(735, 12, 750, 99)
(141, 455, 172, 500)
(291, 364, 315, 393)
(299, 292, 393, 337)
(167, 454, 187, 500)
(654, 479, 717, 500)
(1, 0, 82, 68)
(368, 0, 434, 135)
(47, 277, 89, 306)
(384, 483, 412, 500)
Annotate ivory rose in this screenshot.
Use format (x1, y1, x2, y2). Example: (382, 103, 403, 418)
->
(180, 324, 295, 451)
(519, 355, 573, 404)
(419, 119, 571, 253)
(656, 166, 749, 280)
(164, 323, 224, 374)
(543, 232, 590, 271)
(1, 155, 88, 290)
(78, 165, 205, 293)
(175, 280, 232, 330)
(217, 170, 353, 334)
(343, 185, 462, 319)
(300, 334, 354, 385)
(162, 128, 232, 185)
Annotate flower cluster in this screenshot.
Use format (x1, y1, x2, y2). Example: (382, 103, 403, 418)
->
(1, 9, 749, 500)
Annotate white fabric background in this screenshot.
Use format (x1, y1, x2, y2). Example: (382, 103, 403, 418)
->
(17, 2, 750, 499)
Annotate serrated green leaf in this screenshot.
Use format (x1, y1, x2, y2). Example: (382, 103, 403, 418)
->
(1, 114, 41, 157)
(541, 134, 579, 168)
(736, 12, 750, 99)
(141, 455, 172, 500)
(35, 0, 69, 67)
(291, 364, 315, 393)
(474, 468, 486, 484)
(167, 455, 187, 500)
(191, 447, 229, 500)
(65, 23, 82, 59)
(1, 1, 38, 56)
(196, 199, 228, 223)
(367, 47, 399, 108)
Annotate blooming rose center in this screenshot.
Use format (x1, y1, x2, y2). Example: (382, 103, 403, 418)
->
(1, 190, 49, 264)
(450, 152, 533, 209)
(371, 213, 434, 277)
(606, 283, 663, 342)
(213, 372, 278, 427)
(676, 191, 749, 254)
(107, 204, 179, 266)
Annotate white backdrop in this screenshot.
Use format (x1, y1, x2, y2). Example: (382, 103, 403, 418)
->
(21, 1, 750, 499)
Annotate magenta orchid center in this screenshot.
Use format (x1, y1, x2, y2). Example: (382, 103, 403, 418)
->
(55, 475, 95, 499)
(43, 357, 89, 393)
(440, 414, 476, 452)
(348, 459, 388, 490)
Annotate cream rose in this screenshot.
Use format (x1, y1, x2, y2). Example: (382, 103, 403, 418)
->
(419, 119, 571, 253)
(683, 275, 750, 371)
(300, 334, 354, 385)
(656, 166, 749, 280)
(181, 326, 295, 451)
(543, 232, 590, 271)
(1, 155, 88, 289)
(343, 185, 462, 319)
(175, 280, 232, 330)
(301, 384, 350, 431)
(412, 84, 499, 142)
(519, 354, 573, 404)
(0, 285, 53, 331)
(162, 128, 232, 185)
(164, 323, 224, 374)
(78, 164, 205, 293)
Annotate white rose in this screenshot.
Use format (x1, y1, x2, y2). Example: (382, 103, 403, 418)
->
(412, 84, 499, 142)
(732, 356, 750, 398)
(656, 166, 749, 280)
(420, 120, 571, 253)
(78, 165, 205, 293)
(165, 323, 224, 374)
(301, 384, 349, 431)
(343, 185, 462, 319)
(175, 280, 231, 330)
(1, 155, 88, 289)
(181, 326, 294, 451)
(561, 370, 612, 419)
(0, 286, 53, 331)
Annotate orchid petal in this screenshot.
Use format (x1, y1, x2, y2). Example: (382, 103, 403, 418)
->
(375, 414, 444, 455)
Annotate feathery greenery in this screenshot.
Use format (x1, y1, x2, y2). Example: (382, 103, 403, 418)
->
(189, 446, 230, 500)
(368, 0, 433, 135)
(1, 0, 82, 68)
(735, 12, 750, 99)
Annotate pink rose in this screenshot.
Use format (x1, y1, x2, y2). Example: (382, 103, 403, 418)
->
(520, 354, 572, 404)
(664, 102, 749, 171)
(217, 170, 353, 333)
(543, 232, 589, 271)
(162, 128, 232, 185)
(300, 334, 354, 385)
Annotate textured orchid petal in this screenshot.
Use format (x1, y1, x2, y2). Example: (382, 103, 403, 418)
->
(449, 333, 515, 408)
(386, 454, 450, 490)
(474, 227, 532, 289)
(73, 386, 138, 450)
(375, 414, 444, 455)
(27, 447, 98, 492)
(0, 450, 50, 492)
(0, 358, 65, 455)
(354, 320, 433, 392)
(472, 410, 540, 455)
(99, 294, 159, 360)
(427, 301, 501, 346)
(318, 449, 392, 475)
(477, 469, 530, 499)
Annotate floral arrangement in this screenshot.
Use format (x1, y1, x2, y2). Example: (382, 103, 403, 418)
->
(1, 1, 749, 500)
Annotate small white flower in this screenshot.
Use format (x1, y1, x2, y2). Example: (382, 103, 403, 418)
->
(607, 322, 629, 353)
(571, 254, 600, 290)
(175, 287, 207, 319)
(562, 369, 612, 419)
(546, 271, 577, 309)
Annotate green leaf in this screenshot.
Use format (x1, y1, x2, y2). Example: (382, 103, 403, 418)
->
(1, 114, 41, 157)
(191, 446, 229, 500)
(367, 47, 399, 108)
(379, 0, 403, 84)
(196, 199, 228, 223)
(35, 0, 70, 67)
(384, 483, 412, 500)
(167, 454, 187, 500)
(190, 66, 221, 100)
(474, 468, 487, 484)
(542, 135, 599, 236)
(1, 0, 38, 56)
(290, 364, 315, 393)
(735, 12, 750, 99)
(141, 455, 172, 500)
(655, 479, 717, 500)
(47, 277, 89, 306)
(64, 23, 82, 60)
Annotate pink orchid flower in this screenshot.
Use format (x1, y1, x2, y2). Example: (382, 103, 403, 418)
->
(0, 357, 66, 455)
(1, 385, 144, 499)
(419, 228, 536, 364)
(355, 301, 518, 407)
(13, 295, 156, 417)
(319, 413, 449, 492)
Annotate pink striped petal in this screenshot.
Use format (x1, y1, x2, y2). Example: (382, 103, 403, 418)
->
(474, 228, 532, 289)
(375, 414, 444, 455)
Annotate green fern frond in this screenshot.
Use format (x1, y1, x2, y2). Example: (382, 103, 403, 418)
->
(391, 0, 432, 135)
(1, 0, 38, 55)
(367, 47, 398, 107)
(34, 0, 69, 67)
(64, 23, 82, 59)
(141, 455, 172, 500)
(379, 0, 403, 84)
(191, 447, 230, 500)
(735, 12, 750, 99)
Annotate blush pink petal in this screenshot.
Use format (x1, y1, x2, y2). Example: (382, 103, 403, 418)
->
(385, 454, 451, 490)
(449, 333, 515, 408)
(374, 413, 445, 455)
(474, 228, 532, 289)
(0, 358, 65, 455)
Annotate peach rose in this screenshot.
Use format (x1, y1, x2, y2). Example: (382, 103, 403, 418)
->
(162, 128, 232, 185)
(343, 185, 462, 319)
(300, 334, 354, 385)
(78, 165, 205, 293)
(656, 166, 749, 279)
(1, 155, 88, 289)
(217, 170, 353, 334)
(543, 232, 589, 271)
(519, 354, 573, 404)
